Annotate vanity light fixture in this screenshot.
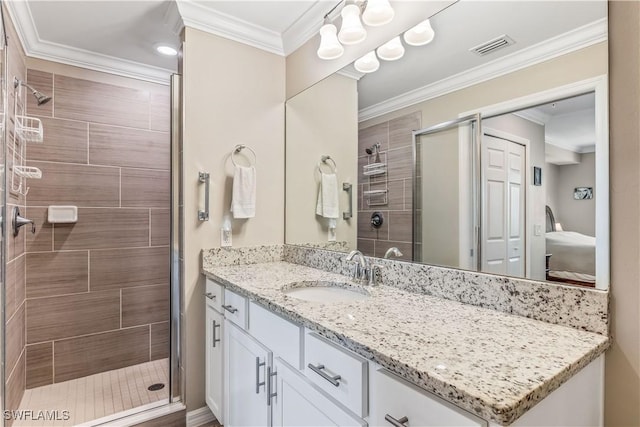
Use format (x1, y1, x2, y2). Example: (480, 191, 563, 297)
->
(362, 0, 395, 27)
(317, 21, 345, 60)
(317, 0, 395, 60)
(403, 19, 435, 46)
(156, 45, 178, 56)
(338, 3, 367, 45)
(354, 51, 380, 73)
(376, 36, 405, 61)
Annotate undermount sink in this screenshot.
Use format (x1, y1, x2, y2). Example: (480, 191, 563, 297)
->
(281, 280, 370, 303)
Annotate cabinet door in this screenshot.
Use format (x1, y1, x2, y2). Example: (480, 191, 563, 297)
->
(225, 321, 271, 427)
(205, 306, 224, 423)
(272, 358, 366, 427)
(370, 368, 485, 427)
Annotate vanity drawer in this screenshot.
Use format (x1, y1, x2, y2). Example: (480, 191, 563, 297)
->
(304, 332, 368, 417)
(222, 289, 247, 329)
(205, 278, 224, 312)
(370, 368, 485, 427)
(248, 302, 303, 369)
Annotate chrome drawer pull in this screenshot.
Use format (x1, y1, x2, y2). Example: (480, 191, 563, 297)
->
(205, 292, 216, 300)
(255, 357, 265, 394)
(267, 367, 277, 406)
(385, 414, 409, 427)
(212, 320, 221, 348)
(308, 363, 341, 387)
(222, 305, 238, 314)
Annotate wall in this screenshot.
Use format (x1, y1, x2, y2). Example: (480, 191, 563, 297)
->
(22, 61, 170, 386)
(4, 4, 28, 421)
(483, 114, 546, 280)
(606, 2, 640, 425)
(285, 73, 358, 248)
(357, 112, 420, 261)
(181, 27, 285, 410)
(549, 152, 596, 236)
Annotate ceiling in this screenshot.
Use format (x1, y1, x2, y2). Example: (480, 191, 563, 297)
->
(7, 0, 606, 92)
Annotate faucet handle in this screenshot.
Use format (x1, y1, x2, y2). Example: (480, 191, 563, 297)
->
(368, 263, 383, 286)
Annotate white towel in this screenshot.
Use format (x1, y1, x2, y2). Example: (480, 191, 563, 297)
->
(231, 165, 256, 219)
(316, 172, 339, 225)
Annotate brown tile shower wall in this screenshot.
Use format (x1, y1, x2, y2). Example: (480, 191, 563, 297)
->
(357, 112, 421, 261)
(22, 68, 170, 389)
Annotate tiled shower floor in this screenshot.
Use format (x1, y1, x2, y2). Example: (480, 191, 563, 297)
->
(15, 358, 169, 426)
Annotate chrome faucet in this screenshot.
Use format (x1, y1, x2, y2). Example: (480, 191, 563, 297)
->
(344, 250, 382, 286)
(383, 247, 403, 259)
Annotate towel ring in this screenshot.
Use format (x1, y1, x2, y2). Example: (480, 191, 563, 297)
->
(317, 155, 337, 174)
(231, 144, 257, 167)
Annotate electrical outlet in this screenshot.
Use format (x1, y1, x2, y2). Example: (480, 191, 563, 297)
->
(221, 229, 232, 247)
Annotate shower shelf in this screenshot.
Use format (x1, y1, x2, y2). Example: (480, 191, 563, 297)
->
(363, 189, 388, 196)
(363, 162, 387, 176)
(15, 115, 44, 143)
(14, 166, 42, 179)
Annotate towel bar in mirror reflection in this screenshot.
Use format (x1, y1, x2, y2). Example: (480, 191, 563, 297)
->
(283, 0, 609, 291)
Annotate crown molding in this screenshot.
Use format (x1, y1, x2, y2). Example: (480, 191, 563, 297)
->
(359, 18, 608, 122)
(513, 109, 550, 126)
(5, 1, 174, 85)
(282, 1, 329, 56)
(164, 0, 184, 36)
(176, 0, 284, 55)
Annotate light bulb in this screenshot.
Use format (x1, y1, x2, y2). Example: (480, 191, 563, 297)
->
(317, 23, 344, 60)
(362, 0, 394, 27)
(376, 36, 405, 61)
(338, 4, 367, 45)
(354, 51, 380, 73)
(403, 19, 435, 46)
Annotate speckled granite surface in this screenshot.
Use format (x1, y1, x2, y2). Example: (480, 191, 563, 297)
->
(284, 245, 609, 335)
(202, 261, 608, 425)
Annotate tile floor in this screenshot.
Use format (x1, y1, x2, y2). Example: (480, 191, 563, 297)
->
(15, 359, 169, 426)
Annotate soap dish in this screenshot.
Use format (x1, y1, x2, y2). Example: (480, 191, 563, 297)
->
(48, 205, 78, 223)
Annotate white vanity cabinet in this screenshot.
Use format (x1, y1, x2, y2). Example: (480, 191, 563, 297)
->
(272, 357, 366, 427)
(370, 368, 486, 427)
(205, 279, 225, 423)
(205, 305, 224, 422)
(224, 321, 272, 427)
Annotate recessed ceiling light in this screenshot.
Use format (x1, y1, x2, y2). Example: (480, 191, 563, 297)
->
(156, 45, 178, 56)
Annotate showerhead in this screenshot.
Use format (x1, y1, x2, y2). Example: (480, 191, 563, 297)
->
(32, 91, 52, 106)
(14, 77, 52, 106)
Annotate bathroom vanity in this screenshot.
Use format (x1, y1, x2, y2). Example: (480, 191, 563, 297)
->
(202, 246, 608, 427)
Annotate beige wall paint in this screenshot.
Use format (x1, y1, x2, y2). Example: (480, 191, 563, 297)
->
(285, 73, 358, 248)
(551, 152, 596, 236)
(606, 2, 640, 425)
(181, 27, 285, 410)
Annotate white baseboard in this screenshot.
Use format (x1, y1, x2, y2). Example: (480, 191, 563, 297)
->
(186, 406, 215, 427)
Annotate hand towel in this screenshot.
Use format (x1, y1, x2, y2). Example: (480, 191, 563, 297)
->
(231, 165, 256, 218)
(316, 172, 339, 221)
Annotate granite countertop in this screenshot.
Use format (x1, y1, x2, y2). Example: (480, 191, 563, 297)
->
(202, 261, 609, 425)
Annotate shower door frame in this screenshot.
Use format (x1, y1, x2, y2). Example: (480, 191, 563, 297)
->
(411, 113, 482, 269)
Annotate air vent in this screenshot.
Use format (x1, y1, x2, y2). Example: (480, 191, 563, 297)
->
(469, 35, 515, 56)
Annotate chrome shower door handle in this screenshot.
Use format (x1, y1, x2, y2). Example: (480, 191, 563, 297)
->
(198, 172, 210, 221)
(343, 182, 352, 220)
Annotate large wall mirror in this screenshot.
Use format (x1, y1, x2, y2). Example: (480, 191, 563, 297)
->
(285, 0, 609, 290)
